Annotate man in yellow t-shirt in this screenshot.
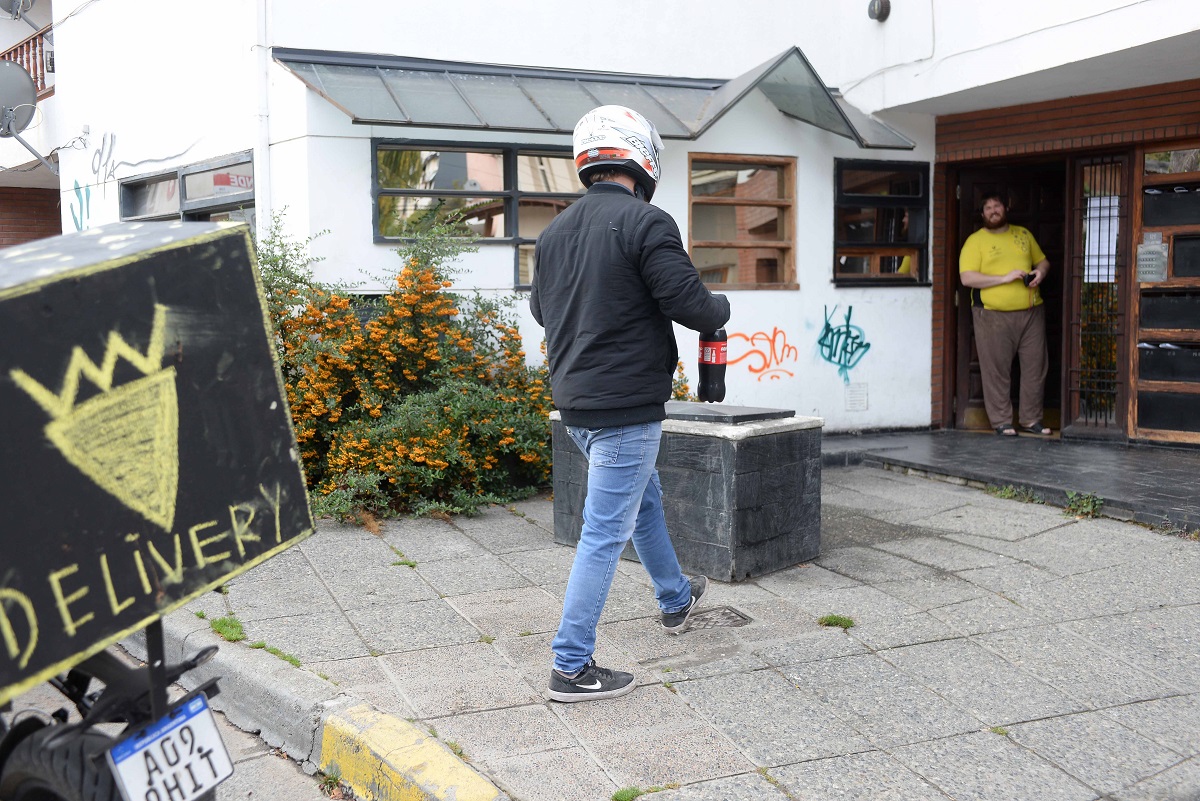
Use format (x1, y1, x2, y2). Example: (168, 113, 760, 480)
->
(959, 193, 1052, 437)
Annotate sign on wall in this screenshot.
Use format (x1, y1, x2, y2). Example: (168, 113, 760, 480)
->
(0, 222, 313, 705)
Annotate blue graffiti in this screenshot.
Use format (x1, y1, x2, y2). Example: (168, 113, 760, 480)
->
(70, 180, 91, 231)
(817, 305, 871, 383)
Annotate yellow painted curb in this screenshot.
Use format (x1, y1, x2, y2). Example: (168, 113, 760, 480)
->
(320, 704, 503, 801)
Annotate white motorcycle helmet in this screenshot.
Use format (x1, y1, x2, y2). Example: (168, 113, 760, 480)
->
(573, 105, 664, 201)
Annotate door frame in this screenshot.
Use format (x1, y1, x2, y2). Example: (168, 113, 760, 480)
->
(944, 160, 1069, 432)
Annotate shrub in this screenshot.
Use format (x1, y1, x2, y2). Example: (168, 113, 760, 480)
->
(258, 211, 552, 519)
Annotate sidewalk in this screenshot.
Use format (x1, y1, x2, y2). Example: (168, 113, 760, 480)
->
(150, 462, 1200, 801)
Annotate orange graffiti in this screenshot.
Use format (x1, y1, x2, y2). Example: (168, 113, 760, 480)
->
(728, 327, 799, 381)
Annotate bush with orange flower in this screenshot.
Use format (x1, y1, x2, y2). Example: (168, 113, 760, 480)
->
(256, 211, 552, 518)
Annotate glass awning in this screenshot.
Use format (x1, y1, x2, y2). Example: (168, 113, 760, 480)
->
(273, 47, 914, 150)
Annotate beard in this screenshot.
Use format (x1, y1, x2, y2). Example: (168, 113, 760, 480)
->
(983, 211, 1008, 230)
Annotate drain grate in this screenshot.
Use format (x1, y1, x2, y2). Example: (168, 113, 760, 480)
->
(688, 606, 752, 629)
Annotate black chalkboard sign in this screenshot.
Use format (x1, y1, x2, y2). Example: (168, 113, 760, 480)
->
(0, 222, 313, 706)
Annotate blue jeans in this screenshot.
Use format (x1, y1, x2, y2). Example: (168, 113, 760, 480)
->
(552, 421, 693, 674)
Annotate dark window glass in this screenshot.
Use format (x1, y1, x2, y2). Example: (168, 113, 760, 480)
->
(1143, 183, 1200, 228)
(833, 159, 929, 283)
(1175, 236, 1200, 278)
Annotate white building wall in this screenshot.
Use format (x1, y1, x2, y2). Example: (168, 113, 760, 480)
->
(20, 0, 1183, 433)
(48, 0, 261, 231)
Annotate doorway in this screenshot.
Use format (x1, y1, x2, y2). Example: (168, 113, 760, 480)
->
(953, 163, 1067, 431)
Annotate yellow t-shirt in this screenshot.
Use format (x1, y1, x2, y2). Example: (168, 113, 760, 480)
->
(959, 225, 1046, 311)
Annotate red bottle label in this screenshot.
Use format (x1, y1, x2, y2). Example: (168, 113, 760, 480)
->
(698, 341, 727, 365)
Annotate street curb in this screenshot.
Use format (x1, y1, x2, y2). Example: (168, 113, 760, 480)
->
(121, 607, 505, 801)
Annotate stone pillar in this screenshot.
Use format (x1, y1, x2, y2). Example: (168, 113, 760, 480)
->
(552, 402, 823, 582)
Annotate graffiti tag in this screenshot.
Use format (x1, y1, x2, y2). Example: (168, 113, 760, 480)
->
(729, 327, 798, 381)
(91, 132, 118, 184)
(817, 305, 871, 383)
(69, 180, 91, 231)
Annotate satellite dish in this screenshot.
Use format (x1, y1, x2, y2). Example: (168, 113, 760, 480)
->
(0, 59, 37, 137)
(0, 0, 18, 16)
(0, 59, 56, 174)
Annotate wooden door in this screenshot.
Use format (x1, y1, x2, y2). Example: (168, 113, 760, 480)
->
(954, 164, 1067, 430)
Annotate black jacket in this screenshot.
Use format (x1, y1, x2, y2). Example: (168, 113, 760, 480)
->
(530, 181, 730, 428)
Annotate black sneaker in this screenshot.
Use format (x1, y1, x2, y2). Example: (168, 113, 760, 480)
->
(661, 575, 708, 635)
(548, 661, 636, 703)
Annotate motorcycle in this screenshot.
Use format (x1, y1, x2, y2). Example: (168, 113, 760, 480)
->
(0, 622, 230, 801)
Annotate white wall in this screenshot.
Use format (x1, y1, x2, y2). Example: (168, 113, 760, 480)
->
(49, 0, 261, 231)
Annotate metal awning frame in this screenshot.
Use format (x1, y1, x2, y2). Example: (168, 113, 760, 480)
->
(272, 46, 914, 150)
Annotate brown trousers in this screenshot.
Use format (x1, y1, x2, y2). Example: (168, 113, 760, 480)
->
(971, 305, 1048, 429)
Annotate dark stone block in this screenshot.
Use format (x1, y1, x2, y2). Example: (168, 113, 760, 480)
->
(665, 401, 795, 424)
(550, 412, 821, 581)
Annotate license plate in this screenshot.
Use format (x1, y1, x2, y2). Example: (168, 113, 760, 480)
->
(107, 694, 234, 801)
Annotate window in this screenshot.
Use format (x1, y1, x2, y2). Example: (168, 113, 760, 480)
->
(373, 142, 583, 285)
(833, 159, 929, 284)
(120, 152, 255, 226)
(689, 154, 795, 288)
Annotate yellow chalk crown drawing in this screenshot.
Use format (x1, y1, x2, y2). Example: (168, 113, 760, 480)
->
(10, 304, 179, 531)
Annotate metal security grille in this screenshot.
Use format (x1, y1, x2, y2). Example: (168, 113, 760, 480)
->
(1068, 156, 1128, 428)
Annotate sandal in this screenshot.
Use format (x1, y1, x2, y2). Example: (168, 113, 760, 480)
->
(995, 425, 1017, 436)
(1016, 421, 1051, 435)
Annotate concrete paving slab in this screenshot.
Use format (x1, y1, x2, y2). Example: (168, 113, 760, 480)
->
(1115, 756, 1200, 801)
(481, 746, 616, 801)
(241, 611, 372, 662)
(1008, 711, 1182, 794)
(813, 545, 938, 583)
(882, 639, 1085, 726)
(1102, 694, 1200, 756)
(325, 562, 441, 611)
(873, 574, 990, 611)
(822, 503, 957, 549)
(645, 647, 770, 682)
(752, 628, 869, 668)
(974, 626, 1180, 708)
(552, 686, 753, 786)
(785, 583, 927, 624)
(648, 772, 794, 800)
(893, 731, 1098, 801)
(222, 576, 341, 621)
(382, 519, 491, 562)
(955, 561, 1061, 594)
(876, 536, 1018, 572)
(412, 553, 533, 597)
(846, 612, 962, 650)
(500, 543, 576, 585)
(305, 655, 417, 720)
(1007, 565, 1180, 620)
(786, 654, 981, 748)
(753, 562, 861, 595)
(925, 592, 1050, 636)
(379, 643, 542, 717)
(1065, 607, 1200, 692)
(911, 504, 1069, 541)
(677, 669, 873, 766)
(229, 545, 318, 583)
(597, 615, 745, 666)
(432, 704, 576, 763)
(446, 585, 563, 637)
(772, 751, 953, 800)
(453, 508, 554, 554)
(347, 600, 484, 654)
(947, 523, 1171, 577)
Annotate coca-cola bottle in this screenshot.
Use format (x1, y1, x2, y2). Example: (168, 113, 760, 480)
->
(697, 329, 727, 403)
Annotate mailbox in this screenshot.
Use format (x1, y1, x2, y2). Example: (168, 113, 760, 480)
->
(0, 222, 313, 705)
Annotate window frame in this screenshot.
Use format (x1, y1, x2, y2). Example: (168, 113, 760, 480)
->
(833, 157, 930, 286)
(371, 139, 580, 288)
(119, 150, 255, 223)
(687, 153, 797, 290)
